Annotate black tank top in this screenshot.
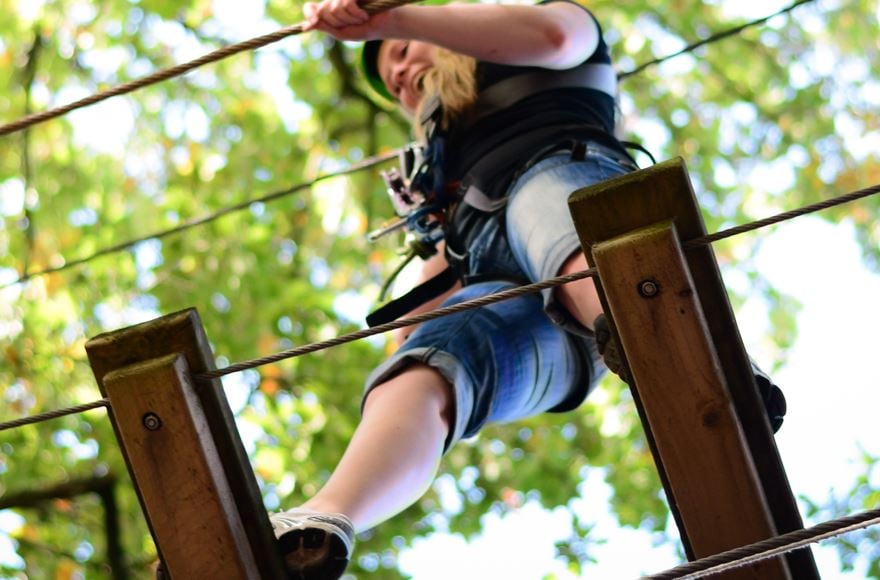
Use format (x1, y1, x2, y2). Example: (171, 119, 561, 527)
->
(444, 1, 616, 183)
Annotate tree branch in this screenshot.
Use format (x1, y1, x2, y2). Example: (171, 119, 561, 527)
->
(326, 38, 374, 104)
(0, 474, 116, 510)
(20, 27, 43, 277)
(96, 480, 128, 580)
(12, 536, 110, 574)
(0, 474, 128, 579)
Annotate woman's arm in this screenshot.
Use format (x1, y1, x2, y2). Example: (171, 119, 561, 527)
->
(303, 1, 600, 69)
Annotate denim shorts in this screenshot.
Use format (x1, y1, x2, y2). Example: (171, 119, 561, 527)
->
(365, 147, 633, 450)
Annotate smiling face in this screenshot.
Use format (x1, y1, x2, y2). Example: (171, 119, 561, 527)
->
(377, 39, 437, 114)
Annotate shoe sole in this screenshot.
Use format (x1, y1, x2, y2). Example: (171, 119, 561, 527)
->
(277, 527, 349, 580)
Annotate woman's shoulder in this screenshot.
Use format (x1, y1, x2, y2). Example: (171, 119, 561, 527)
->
(475, 2, 609, 88)
(536, 0, 604, 38)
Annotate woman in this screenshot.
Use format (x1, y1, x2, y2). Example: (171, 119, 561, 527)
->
(269, 2, 781, 578)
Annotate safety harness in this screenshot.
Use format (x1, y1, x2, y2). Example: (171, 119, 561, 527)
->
(366, 60, 646, 327)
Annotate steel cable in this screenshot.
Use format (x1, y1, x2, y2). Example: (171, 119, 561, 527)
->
(1, 149, 400, 290)
(619, 0, 816, 80)
(0, 0, 418, 137)
(0, 398, 110, 432)
(684, 183, 880, 249)
(196, 268, 597, 380)
(1, 0, 824, 287)
(645, 506, 880, 579)
(196, 180, 880, 380)
(1, 271, 597, 427)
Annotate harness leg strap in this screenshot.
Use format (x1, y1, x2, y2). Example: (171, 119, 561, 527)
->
(366, 266, 460, 328)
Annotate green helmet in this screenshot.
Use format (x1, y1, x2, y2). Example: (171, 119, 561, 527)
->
(361, 39, 393, 102)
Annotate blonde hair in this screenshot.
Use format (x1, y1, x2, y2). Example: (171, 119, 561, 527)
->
(413, 49, 478, 140)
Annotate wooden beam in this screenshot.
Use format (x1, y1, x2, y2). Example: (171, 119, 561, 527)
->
(568, 158, 818, 578)
(593, 222, 786, 578)
(104, 354, 259, 579)
(86, 309, 285, 579)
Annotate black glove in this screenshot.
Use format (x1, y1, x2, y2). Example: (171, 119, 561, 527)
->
(594, 314, 786, 433)
(751, 363, 787, 433)
(593, 313, 632, 384)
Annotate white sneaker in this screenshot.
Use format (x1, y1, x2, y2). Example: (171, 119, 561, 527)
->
(270, 507, 355, 579)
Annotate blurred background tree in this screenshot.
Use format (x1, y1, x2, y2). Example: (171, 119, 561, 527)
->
(0, 0, 877, 577)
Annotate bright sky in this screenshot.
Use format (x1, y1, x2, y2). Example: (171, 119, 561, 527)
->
(2, 0, 879, 577)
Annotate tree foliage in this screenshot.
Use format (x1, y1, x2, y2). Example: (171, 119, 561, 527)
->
(1, 0, 878, 577)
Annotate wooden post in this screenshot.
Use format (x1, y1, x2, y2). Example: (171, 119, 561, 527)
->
(104, 354, 258, 579)
(568, 158, 819, 578)
(86, 309, 285, 579)
(594, 222, 785, 578)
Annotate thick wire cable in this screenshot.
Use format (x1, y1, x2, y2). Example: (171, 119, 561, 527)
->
(9, 182, 875, 419)
(1, 149, 399, 290)
(196, 179, 880, 379)
(619, 0, 815, 80)
(8, 173, 875, 293)
(645, 506, 880, 579)
(5, 180, 875, 429)
(0, 0, 416, 137)
(0, 271, 592, 433)
(0, 0, 815, 137)
(0, 398, 109, 432)
(684, 183, 880, 249)
(1, 1, 822, 287)
(196, 268, 596, 380)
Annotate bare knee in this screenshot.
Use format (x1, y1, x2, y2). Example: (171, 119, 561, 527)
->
(364, 363, 455, 434)
(555, 250, 603, 330)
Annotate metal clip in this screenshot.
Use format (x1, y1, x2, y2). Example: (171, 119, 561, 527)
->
(381, 167, 426, 217)
(367, 217, 408, 242)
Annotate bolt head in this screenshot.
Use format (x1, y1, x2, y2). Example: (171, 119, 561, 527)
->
(142, 412, 162, 431)
(638, 279, 660, 298)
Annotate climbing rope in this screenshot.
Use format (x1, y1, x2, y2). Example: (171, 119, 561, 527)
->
(196, 268, 598, 380)
(0, 0, 815, 137)
(685, 183, 880, 248)
(0, 398, 109, 432)
(8, 170, 878, 385)
(0, 270, 596, 429)
(0, 0, 417, 137)
(0, 0, 824, 289)
(3, 182, 878, 424)
(619, 0, 815, 80)
(646, 506, 880, 579)
(195, 176, 880, 380)
(0, 149, 400, 290)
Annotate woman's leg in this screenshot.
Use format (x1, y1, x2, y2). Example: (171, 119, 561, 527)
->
(548, 182, 786, 432)
(272, 281, 595, 578)
(555, 249, 602, 332)
(302, 363, 454, 532)
(505, 153, 630, 334)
